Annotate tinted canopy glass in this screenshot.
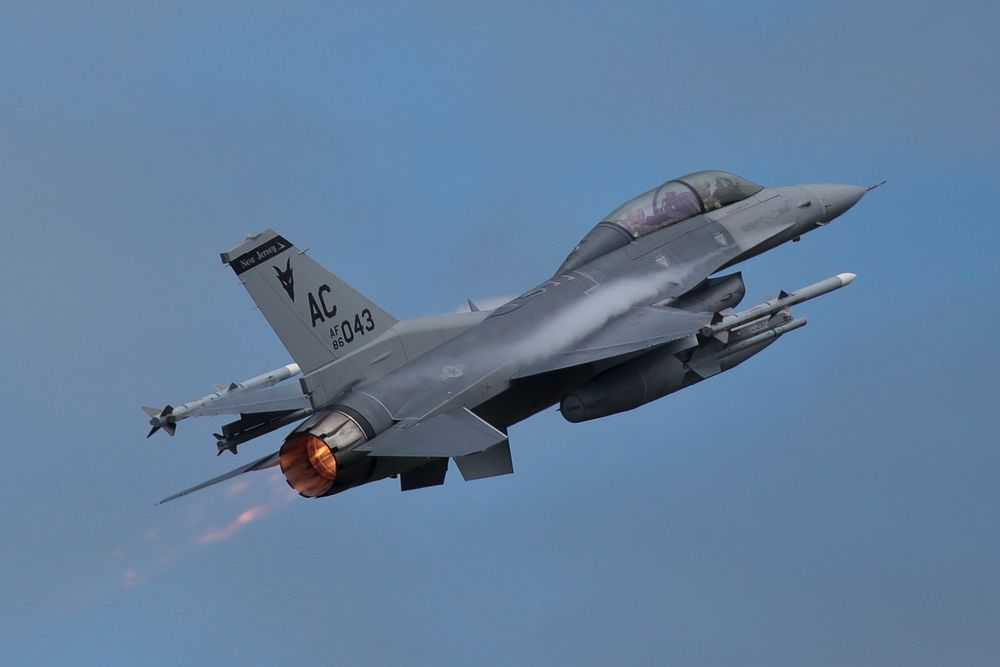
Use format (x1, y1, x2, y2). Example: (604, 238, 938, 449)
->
(603, 181, 700, 238)
(603, 171, 762, 239)
(678, 170, 762, 211)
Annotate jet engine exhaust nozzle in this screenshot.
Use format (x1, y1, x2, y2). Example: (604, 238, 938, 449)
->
(279, 433, 337, 497)
(278, 409, 370, 497)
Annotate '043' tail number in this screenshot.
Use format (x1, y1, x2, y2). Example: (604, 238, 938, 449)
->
(329, 309, 375, 350)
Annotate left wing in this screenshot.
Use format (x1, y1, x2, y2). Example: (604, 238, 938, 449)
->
(170, 381, 310, 418)
(513, 304, 710, 378)
(157, 450, 280, 504)
(143, 363, 309, 437)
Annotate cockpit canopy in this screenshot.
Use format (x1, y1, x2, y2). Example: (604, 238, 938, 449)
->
(604, 170, 762, 239)
(555, 170, 764, 275)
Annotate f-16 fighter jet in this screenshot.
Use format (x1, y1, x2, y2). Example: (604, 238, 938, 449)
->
(147, 170, 875, 503)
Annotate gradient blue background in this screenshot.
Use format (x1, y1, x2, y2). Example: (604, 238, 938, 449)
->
(2, 2, 998, 664)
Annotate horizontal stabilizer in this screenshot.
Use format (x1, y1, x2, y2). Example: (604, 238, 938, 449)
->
(455, 441, 513, 481)
(360, 408, 507, 458)
(157, 451, 279, 505)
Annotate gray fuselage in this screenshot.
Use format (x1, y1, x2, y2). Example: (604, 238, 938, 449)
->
(335, 184, 843, 432)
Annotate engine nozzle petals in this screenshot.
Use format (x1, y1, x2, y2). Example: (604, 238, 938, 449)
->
(278, 408, 372, 498)
(280, 433, 337, 497)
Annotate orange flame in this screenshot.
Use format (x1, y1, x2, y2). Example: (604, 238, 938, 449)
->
(196, 504, 270, 544)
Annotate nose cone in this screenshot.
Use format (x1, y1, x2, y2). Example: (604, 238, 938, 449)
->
(806, 184, 866, 222)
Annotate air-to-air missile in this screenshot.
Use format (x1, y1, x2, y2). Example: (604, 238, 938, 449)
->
(143, 363, 304, 438)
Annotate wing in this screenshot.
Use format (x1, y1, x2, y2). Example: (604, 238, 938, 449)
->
(177, 381, 310, 419)
(144, 363, 308, 438)
(157, 451, 280, 504)
(513, 304, 710, 378)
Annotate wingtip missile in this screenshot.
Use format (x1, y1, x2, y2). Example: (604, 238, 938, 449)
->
(144, 405, 176, 438)
(142, 363, 302, 439)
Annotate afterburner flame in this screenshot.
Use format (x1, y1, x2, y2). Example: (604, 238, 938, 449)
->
(280, 433, 337, 497)
(306, 436, 338, 480)
(196, 505, 270, 544)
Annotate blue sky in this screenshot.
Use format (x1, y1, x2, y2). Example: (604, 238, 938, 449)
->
(2, 1, 998, 665)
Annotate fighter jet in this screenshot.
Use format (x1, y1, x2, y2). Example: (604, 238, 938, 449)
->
(147, 170, 875, 503)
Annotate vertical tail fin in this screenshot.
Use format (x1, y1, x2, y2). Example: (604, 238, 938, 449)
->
(221, 230, 397, 373)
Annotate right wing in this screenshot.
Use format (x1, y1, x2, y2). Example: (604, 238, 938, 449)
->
(513, 304, 710, 378)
